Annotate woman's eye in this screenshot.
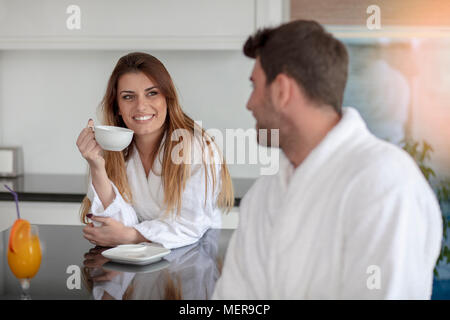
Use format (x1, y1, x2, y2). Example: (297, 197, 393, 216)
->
(122, 95, 133, 100)
(147, 91, 158, 97)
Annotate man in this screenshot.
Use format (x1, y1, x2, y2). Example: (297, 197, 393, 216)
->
(212, 20, 442, 299)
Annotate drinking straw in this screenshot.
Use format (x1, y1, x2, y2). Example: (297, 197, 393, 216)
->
(4, 185, 21, 219)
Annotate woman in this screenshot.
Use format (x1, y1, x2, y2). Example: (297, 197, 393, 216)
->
(76, 52, 233, 249)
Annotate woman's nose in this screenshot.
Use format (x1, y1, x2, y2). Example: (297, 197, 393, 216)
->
(136, 96, 149, 110)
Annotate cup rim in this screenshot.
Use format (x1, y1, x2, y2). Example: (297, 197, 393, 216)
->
(94, 125, 134, 133)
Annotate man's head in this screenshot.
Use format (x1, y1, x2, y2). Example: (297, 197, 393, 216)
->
(245, 20, 349, 146)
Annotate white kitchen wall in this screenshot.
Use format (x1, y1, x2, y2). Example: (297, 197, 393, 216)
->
(0, 49, 268, 178)
(0, 51, 3, 145)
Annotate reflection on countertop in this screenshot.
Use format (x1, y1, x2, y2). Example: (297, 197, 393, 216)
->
(0, 225, 234, 300)
(84, 229, 224, 300)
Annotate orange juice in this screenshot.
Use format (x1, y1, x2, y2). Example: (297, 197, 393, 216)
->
(7, 231, 41, 279)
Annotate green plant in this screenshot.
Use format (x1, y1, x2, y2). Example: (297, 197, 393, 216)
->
(401, 139, 450, 277)
(435, 180, 450, 273)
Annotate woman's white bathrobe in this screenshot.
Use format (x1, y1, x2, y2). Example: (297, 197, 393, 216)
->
(87, 137, 223, 249)
(213, 107, 443, 299)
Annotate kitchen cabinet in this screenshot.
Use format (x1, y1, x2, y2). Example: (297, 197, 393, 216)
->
(0, 0, 287, 50)
(0, 201, 239, 232)
(0, 201, 83, 232)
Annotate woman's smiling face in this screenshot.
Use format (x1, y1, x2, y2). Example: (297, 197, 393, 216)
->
(117, 71, 167, 138)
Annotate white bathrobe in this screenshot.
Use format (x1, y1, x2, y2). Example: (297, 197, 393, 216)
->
(213, 107, 443, 300)
(87, 136, 223, 249)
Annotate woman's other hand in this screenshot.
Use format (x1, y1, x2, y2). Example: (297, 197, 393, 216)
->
(82, 215, 148, 247)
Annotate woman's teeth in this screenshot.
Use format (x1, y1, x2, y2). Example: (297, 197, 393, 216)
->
(133, 115, 154, 121)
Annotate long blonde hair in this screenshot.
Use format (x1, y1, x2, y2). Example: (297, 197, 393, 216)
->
(80, 52, 234, 223)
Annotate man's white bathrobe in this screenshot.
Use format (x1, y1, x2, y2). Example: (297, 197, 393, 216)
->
(213, 107, 443, 299)
(87, 137, 222, 249)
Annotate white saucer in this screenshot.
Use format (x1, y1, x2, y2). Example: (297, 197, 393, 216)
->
(101, 243, 171, 266)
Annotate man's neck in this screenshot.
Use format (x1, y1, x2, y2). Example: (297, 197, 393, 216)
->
(282, 107, 341, 168)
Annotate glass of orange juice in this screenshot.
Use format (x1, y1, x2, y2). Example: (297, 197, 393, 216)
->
(7, 220, 42, 300)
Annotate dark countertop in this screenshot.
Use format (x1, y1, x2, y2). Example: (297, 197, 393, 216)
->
(0, 225, 234, 300)
(0, 174, 255, 206)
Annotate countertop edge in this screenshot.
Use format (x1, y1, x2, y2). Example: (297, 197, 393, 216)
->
(0, 192, 242, 206)
(0, 193, 85, 203)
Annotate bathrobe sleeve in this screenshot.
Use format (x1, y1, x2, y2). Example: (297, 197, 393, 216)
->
(87, 177, 139, 227)
(211, 229, 249, 299)
(87, 164, 221, 249)
(340, 160, 442, 299)
(212, 180, 265, 300)
(133, 162, 222, 249)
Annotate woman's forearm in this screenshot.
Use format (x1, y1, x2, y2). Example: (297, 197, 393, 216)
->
(91, 166, 115, 210)
(127, 227, 149, 244)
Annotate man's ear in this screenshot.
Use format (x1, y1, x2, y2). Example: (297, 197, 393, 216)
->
(271, 73, 291, 111)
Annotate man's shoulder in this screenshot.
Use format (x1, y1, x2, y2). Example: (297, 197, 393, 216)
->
(340, 137, 436, 207)
(345, 136, 421, 180)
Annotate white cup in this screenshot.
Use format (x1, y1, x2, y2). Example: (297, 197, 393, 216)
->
(94, 125, 134, 152)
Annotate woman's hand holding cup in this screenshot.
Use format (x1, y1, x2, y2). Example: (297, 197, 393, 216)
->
(76, 119, 105, 171)
(77, 119, 115, 210)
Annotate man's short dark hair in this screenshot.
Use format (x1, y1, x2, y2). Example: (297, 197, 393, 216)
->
(244, 20, 349, 115)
